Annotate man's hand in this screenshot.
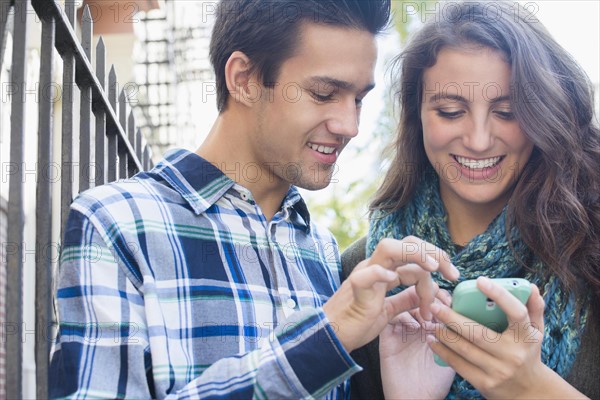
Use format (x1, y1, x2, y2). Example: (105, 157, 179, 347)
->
(323, 237, 459, 352)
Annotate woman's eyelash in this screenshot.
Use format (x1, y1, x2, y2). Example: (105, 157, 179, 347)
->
(495, 111, 515, 120)
(435, 109, 515, 120)
(437, 109, 464, 119)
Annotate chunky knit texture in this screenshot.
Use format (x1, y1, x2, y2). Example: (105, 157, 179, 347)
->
(367, 174, 588, 399)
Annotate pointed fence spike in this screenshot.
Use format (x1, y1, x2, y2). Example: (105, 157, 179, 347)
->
(96, 37, 106, 89)
(81, 5, 93, 61)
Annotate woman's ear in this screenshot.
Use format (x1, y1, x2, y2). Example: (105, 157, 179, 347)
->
(224, 51, 262, 108)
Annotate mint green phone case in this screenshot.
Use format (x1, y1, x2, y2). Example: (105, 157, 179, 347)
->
(434, 278, 532, 367)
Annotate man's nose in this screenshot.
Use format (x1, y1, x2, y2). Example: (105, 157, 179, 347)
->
(326, 99, 360, 138)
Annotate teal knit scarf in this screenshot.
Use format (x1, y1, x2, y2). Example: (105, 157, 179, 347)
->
(367, 174, 588, 399)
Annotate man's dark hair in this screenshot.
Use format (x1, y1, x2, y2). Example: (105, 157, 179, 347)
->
(209, 0, 391, 113)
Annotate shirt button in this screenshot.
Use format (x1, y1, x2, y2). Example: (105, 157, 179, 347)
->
(240, 192, 249, 201)
(286, 298, 297, 309)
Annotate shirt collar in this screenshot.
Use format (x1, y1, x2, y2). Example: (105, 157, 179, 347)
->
(152, 149, 312, 229)
(152, 149, 235, 215)
(282, 186, 312, 232)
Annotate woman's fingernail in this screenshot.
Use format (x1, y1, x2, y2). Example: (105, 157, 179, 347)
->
(422, 320, 435, 331)
(478, 276, 492, 289)
(426, 334, 438, 344)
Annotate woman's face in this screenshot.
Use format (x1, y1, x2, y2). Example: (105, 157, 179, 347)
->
(420, 46, 534, 217)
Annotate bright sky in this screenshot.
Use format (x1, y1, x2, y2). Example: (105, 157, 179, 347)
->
(301, 0, 600, 205)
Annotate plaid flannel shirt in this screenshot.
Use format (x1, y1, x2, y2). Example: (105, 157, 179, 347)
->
(49, 149, 360, 399)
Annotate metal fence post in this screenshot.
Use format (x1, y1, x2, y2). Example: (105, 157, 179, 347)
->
(3, 1, 154, 397)
(6, 1, 28, 398)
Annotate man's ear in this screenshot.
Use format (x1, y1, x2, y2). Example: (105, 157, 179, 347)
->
(225, 51, 262, 107)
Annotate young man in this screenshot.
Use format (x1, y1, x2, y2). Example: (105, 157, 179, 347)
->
(50, 1, 458, 398)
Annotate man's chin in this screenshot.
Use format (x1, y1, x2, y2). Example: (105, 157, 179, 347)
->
(295, 179, 333, 191)
(286, 163, 336, 191)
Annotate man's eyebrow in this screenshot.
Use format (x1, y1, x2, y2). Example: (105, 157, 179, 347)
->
(308, 76, 376, 93)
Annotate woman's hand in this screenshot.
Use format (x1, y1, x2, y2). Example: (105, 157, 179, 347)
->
(380, 289, 455, 400)
(429, 277, 586, 399)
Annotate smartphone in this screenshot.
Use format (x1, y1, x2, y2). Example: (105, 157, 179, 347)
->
(434, 278, 532, 367)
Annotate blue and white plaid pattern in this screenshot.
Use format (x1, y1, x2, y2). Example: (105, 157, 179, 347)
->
(50, 149, 360, 399)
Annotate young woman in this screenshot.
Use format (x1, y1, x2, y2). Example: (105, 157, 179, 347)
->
(342, 1, 600, 398)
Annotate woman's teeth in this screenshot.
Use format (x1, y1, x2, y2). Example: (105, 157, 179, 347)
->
(455, 156, 502, 169)
(308, 143, 335, 154)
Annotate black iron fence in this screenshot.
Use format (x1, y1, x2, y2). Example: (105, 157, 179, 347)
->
(1, 0, 153, 398)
